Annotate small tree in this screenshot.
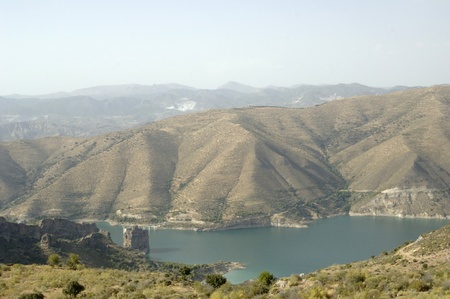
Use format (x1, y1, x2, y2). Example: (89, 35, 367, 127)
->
(179, 266, 192, 278)
(205, 274, 227, 289)
(62, 280, 85, 298)
(250, 271, 276, 295)
(47, 254, 60, 267)
(66, 253, 80, 270)
(258, 271, 275, 286)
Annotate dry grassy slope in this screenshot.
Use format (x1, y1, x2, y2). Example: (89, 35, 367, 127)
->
(164, 110, 344, 224)
(325, 88, 450, 191)
(0, 86, 450, 226)
(273, 222, 450, 298)
(311, 86, 450, 217)
(0, 137, 76, 205)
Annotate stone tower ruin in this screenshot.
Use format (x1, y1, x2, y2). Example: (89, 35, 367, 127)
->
(123, 225, 150, 254)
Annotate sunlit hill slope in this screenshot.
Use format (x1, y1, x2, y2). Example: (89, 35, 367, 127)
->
(1, 86, 449, 229)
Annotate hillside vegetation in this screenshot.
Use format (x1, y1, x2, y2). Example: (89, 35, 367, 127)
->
(3, 222, 450, 298)
(0, 86, 449, 228)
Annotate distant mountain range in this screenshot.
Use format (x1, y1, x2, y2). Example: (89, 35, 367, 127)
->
(1, 85, 448, 229)
(0, 82, 417, 141)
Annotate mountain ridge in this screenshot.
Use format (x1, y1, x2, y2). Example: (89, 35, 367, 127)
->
(0, 86, 449, 228)
(0, 83, 417, 141)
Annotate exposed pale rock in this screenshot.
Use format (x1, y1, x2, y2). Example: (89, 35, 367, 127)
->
(349, 188, 450, 218)
(40, 233, 56, 249)
(270, 214, 308, 228)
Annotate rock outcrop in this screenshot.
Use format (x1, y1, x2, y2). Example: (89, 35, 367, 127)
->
(0, 217, 41, 242)
(40, 233, 55, 249)
(0, 217, 157, 270)
(123, 226, 150, 254)
(0, 217, 99, 243)
(0, 217, 101, 265)
(349, 188, 450, 218)
(40, 218, 99, 239)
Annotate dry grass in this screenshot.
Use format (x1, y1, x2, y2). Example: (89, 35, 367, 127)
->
(0, 264, 198, 299)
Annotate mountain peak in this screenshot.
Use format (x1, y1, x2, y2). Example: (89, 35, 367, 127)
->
(69, 83, 196, 99)
(217, 81, 260, 94)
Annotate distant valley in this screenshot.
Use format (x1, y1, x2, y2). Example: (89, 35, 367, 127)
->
(0, 85, 449, 229)
(0, 82, 412, 141)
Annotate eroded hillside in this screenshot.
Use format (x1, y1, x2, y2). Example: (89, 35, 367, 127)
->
(1, 86, 449, 228)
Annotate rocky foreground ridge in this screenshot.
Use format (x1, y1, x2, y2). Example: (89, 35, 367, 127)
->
(0, 86, 449, 229)
(1, 217, 98, 241)
(0, 217, 244, 285)
(0, 217, 153, 269)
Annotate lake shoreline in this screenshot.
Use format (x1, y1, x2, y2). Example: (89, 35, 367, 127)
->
(77, 212, 450, 232)
(97, 216, 450, 283)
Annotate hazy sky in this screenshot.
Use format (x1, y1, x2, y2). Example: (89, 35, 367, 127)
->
(1, 0, 449, 95)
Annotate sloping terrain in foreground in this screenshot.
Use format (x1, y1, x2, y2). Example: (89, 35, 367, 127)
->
(0, 86, 449, 229)
(269, 222, 450, 298)
(2, 222, 450, 298)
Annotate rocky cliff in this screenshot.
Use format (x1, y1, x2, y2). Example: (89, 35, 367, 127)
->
(349, 188, 450, 218)
(0, 217, 155, 270)
(0, 216, 41, 242)
(123, 226, 150, 254)
(0, 217, 99, 242)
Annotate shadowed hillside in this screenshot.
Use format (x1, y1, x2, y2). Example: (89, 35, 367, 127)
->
(0, 86, 449, 228)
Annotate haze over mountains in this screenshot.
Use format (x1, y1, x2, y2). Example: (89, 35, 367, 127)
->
(0, 82, 413, 141)
(0, 85, 449, 229)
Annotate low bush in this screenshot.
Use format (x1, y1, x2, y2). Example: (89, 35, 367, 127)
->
(205, 274, 227, 289)
(18, 292, 44, 299)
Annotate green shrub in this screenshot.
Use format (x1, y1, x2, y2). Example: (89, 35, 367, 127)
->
(205, 274, 227, 289)
(47, 254, 60, 267)
(289, 274, 301, 286)
(179, 266, 192, 278)
(18, 292, 45, 299)
(66, 254, 80, 270)
(251, 281, 270, 295)
(389, 278, 409, 293)
(62, 280, 85, 298)
(305, 286, 329, 298)
(365, 275, 383, 290)
(409, 279, 431, 292)
(346, 271, 366, 284)
(258, 271, 275, 286)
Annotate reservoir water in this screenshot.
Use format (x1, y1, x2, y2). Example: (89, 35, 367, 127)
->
(96, 216, 450, 283)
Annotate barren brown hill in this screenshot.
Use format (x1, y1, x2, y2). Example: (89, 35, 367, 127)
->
(1, 86, 449, 229)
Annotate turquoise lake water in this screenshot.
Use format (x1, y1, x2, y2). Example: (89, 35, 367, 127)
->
(96, 216, 450, 283)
